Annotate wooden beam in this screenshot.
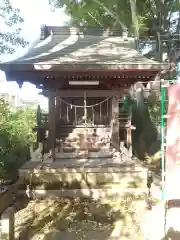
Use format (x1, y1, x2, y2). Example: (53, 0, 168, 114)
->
(48, 92, 56, 161)
(57, 90, 118, 98)
(42, 90, 122, 98)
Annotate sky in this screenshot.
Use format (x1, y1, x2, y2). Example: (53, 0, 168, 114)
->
(0, 0, 69, 108)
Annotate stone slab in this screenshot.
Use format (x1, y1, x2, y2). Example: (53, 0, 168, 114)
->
(23, 172, 84, 183)
(86, 172, 147, 185)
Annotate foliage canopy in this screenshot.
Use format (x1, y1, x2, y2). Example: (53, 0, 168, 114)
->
(49, 0, 180, 36)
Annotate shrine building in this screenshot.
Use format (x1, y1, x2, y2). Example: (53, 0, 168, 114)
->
(0, 26, 166, 164)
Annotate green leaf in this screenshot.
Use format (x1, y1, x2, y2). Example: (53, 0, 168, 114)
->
(0, 0, 28, 54)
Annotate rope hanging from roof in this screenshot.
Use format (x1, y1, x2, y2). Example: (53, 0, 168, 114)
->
(57, 92, 115, 125)
(57, 92, 116, 108)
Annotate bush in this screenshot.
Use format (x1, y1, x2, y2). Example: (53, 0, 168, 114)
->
(0, 98, 36, 181)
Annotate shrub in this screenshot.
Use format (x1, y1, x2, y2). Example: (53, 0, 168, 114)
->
(0, 98, 36, 181)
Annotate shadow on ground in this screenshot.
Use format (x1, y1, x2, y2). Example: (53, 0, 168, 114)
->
(16, 198, 116, 240)
(15, 182, 152, 240)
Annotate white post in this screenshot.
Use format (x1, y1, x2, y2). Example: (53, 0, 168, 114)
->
(1, 207, 15, 240)
(30, 143, 43, 162)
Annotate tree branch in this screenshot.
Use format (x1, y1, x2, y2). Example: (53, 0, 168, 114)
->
(92, 0, 127, 31)
(87, 12, 103, 27)
(147, 0, 156, 20)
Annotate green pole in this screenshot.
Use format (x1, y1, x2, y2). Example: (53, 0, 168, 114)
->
(161, 82, 165, 201)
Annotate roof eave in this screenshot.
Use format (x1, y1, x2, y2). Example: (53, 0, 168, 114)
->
(0, 62, 168, 72)
(0, 63, 10, 72)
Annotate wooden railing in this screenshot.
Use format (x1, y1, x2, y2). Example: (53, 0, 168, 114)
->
(0, 179, 22, 239)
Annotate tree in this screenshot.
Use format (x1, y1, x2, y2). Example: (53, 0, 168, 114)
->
(49, 0, 131, 31)
(49, 0, 179, 32)
(0, 0, 28, 54)
(49, 0, 180, 61)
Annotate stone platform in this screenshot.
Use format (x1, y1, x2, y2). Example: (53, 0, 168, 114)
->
(18, 154, 148, 191)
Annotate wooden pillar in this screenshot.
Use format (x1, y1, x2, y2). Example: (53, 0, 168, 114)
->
(111, 94, 120, 150)
(1, 207, 15, 240)
(48, 92, 56, 161)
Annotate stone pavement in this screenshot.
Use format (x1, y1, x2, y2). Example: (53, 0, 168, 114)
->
(141, 200, 180, 240)
(141, 167, 180, 240)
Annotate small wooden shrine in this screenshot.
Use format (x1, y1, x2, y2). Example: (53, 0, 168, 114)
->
(0, 26, 166, 162)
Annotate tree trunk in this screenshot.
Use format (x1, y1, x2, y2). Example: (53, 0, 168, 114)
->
(129, 0, 139, 48)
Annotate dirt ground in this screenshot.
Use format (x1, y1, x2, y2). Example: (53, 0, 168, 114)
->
(14, 164, 161, 240)
(14, 191, 156, 240)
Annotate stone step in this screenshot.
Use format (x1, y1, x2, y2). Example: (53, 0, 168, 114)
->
(56, 127, 111, 137)
(66, 135, 102, 143)
(18, 188, 148, 199)
(57, 136, 105, 144)
(58, 142, 105, 149)
(68, 128, 111, 137)
(55, 151, 113, 159)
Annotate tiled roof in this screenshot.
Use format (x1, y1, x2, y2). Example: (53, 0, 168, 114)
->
(0, 26, 167, 71)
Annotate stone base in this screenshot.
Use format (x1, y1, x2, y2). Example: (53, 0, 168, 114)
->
(19, 166, 147, 188)
(43, 156, 53, 163)
(43, 159, 53, 164)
